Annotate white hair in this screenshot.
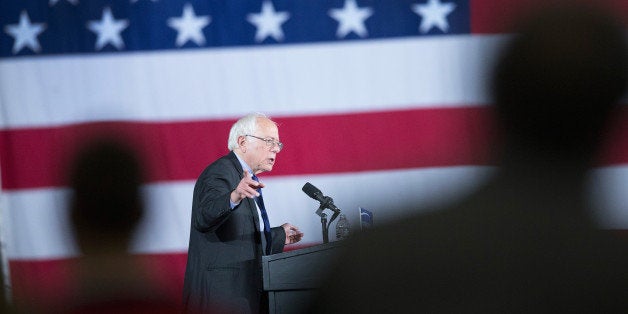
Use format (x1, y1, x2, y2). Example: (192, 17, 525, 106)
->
(227, 112, 272, 151)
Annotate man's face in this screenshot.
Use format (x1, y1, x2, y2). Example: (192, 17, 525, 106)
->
(241, 118, 281, 174)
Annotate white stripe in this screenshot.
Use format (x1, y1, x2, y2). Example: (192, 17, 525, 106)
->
(1, 187, 78, 260)
(5, 165, 628, 260)
(588, 166, 628, 229)
(0, 35, 507, 129)
(4, 166, 490, 259)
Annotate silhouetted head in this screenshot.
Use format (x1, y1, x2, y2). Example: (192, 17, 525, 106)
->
(69, 138, 144, 253)
(492, 4, 627, 161)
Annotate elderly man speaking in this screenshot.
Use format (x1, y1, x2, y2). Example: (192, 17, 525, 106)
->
(183, 112, 303, 314)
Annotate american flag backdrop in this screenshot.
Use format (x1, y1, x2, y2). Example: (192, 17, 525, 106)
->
(1, 0, 627, 309)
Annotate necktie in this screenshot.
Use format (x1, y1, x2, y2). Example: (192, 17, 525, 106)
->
(252, 174, 272, 255)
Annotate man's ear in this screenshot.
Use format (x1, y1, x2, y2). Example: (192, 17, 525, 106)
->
(238, 135, 247, 152)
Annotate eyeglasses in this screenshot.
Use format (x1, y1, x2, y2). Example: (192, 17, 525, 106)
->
(246, 135, 283, 152)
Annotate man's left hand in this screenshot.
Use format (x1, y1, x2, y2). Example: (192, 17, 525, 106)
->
(281, 223, 304, 245)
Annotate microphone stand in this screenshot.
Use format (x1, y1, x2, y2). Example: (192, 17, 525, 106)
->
(315, 204, 340, 244)
(321, 213, 329, 244)
(316, 205, 329, 243)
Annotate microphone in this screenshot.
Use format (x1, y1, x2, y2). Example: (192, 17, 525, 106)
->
(302, 182, 341, 213)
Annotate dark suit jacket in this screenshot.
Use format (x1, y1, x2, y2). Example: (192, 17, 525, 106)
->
(182, 151, 286, 314)
(313, 169, 628, 313)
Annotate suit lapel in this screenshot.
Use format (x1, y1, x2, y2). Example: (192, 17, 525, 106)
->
(227, 152, 263, 233)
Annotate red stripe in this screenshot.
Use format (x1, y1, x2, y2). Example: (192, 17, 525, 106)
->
(470, 0, 628, 34)
(8, 258, 78, 312)
(599, 108, 628, 165)
(8, 246, 314, 312)
(8, 254, 186, 312)
(0, 107, 492, 190)
(1, 106, 627, 190)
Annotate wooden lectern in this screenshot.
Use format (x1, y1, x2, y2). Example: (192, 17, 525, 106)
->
(262, 241, 343, 313)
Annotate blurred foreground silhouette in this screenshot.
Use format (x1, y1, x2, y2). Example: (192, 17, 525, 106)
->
(313, 3, 628, 313)
(60, 137, 178, 314)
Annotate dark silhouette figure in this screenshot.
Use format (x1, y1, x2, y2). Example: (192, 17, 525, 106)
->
(69, 139, 144, 256)
(313, 4, 628, 313)
(61, 138, 178, 314)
